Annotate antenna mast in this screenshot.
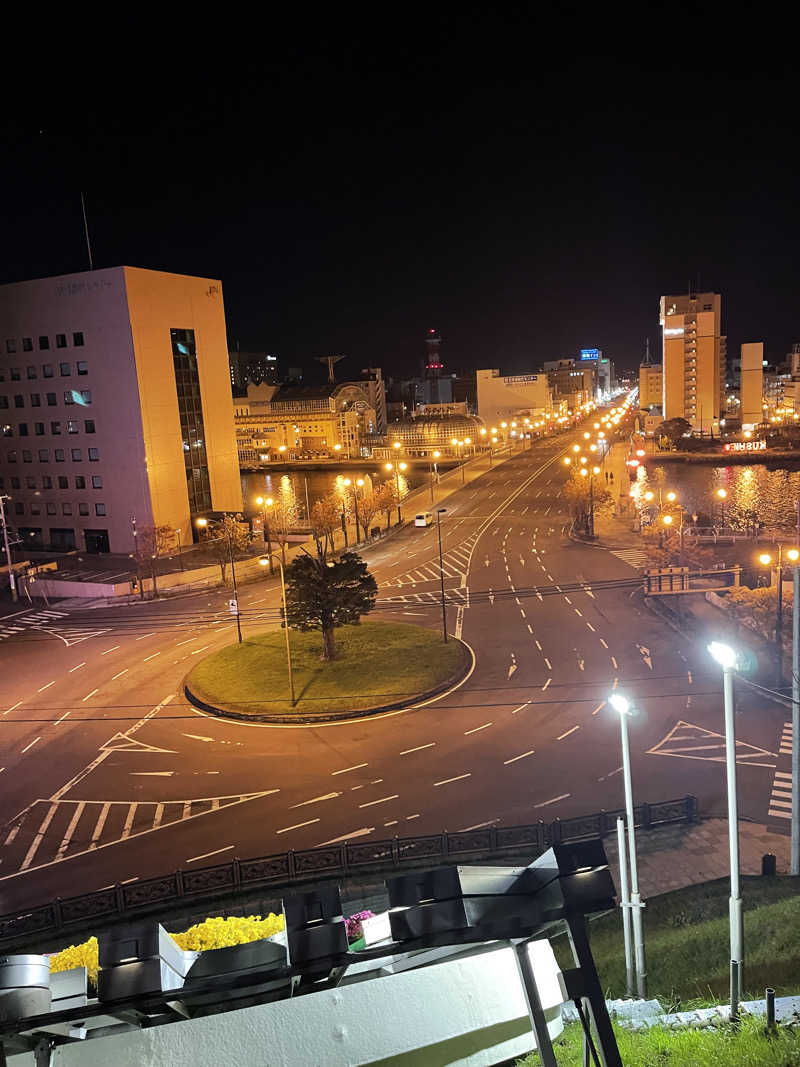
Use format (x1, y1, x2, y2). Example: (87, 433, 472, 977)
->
(80, 192, 94, 270)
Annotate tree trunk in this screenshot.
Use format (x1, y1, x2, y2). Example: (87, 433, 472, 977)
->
(219, 560, 227, 583)
(150, 561, 159, 596)
(322, 624, 336, 661)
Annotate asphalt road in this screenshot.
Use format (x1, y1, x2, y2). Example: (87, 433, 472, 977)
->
(0, 415, 788, 913)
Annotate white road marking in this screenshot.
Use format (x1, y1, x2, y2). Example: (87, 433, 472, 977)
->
(600, 639, 608, 648)
(591, 702, 606, 716)
(464, 722, 493, 735)
(5, 701, 23, 714)
(276, 818, 320, 834)
(535, 793, 570, 808)
(504, 750, 535, 765)
(38, 681, 55, 692)
(331, 763, 368, 775)
(535, 640, 542, 650)
(586, 623, 595, 632)
(136, 633, 155, 641)
(290, 792, 342, 808)
(143, 652, 161, 662)
(54, 711, 71, 725)
(55, 802, 86, 860)
(190, 645, 211, 655)
(111, 669, 129, 680)
(434, 773, 472, 787)
(21, 803, 59, 870)
(319, 827, 375, 845)
(542, 678, 551, 690)
(359, 795, 399, 808)
(400, 743, 435, 755)
(82, 689, 99, 702)
(186, 845, 235, 864)
(544, 658, 552, 669)
(101, 646, 121, 655)
(611, 657, 618, 668)
(512, 701, 531, 715)
(89, 803, 111, 847)
(68, 662, 86, 673)
(21, 737, 41, 754)
(557, 725, 580, 741)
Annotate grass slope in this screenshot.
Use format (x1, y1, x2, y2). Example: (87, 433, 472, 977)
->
(186, 620, 469, 717)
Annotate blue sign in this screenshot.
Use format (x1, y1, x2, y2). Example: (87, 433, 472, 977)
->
(580, 348, 600, 360)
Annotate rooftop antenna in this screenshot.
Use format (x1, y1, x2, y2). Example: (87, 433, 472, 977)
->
(80, 192, 94, 271)
(316, 354, 345, 383)
(643, 338, 651, 364)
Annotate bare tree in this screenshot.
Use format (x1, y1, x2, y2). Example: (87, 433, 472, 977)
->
(132, 523, 175, 598)
(374, 482, 397, 531)
(270, 494, 300, 566)
(200, 515, 251, 583)
(310, 493, 342, 561)
(356, 484, 381, 541)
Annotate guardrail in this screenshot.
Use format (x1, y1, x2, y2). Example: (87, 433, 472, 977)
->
(0, 796, 697, 949)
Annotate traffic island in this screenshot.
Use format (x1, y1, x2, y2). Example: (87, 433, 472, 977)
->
(184, 620, 472, 724)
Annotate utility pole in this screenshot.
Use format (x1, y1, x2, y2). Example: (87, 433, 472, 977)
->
(0, 495, 19, 602)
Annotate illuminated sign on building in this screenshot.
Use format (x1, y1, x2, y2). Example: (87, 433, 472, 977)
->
(503, 374, 541, 385)
(664, 327, 684, 337)
(580, 348, 600, 360)
(724, 440, 767, 452)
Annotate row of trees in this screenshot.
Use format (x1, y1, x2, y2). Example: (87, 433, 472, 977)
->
(308, 482, 400, 560)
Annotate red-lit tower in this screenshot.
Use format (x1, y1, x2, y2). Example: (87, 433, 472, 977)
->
(424, 328, 443, 404)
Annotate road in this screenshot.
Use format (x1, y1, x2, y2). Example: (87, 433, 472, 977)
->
(0, 417, 788, 913)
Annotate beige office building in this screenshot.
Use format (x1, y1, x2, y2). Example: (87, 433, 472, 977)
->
(639, 362, 663, 409)
(0, 267, 241, 554)
(740, 342, 764, 429)
(476, 368, 552, 423)
(660, 292, 726, 433)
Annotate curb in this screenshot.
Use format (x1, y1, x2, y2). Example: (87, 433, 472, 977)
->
(184, 636, 474, 726)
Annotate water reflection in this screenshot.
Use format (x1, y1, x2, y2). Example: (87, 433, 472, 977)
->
(635, 463, 800, 528)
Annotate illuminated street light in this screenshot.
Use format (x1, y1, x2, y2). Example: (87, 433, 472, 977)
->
(706, 640, 743, 1019)
(572, 444, 581, 453)
(666, 491, 677, 502)
(607, 692, 646, 997)
(255, 495, 275, 574)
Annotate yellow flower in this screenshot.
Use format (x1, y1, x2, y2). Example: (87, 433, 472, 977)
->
(49, 936, 99, 984)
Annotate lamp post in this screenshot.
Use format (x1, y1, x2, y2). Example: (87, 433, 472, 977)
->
(707, 641, 744, 1021)
(255, 495, 274, 575)
(429, 451, 441, 504)
(258, 554, 295, 706)
(384, 462, 406, 524)
(343, 478, 364, 542)
(451, 438, 466, 483)
(196, 517, 242, 644)
(175, 526, 184, 572)
(436, 507, 448, 642)
(608, 693, 647, 998)
(757, 545, 799, 688)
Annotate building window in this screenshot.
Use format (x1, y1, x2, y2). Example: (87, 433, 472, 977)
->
(39, 336, 49, 350)
(30, 502, 41, 515)
(46, 393, 57, 406)
(88, 447, 99, 461)
(30, 393, 41, 407)
(95, 503, 106, 516)
(5, 340, 16, 354)
(18, 423, 28, 436)
(91, 475, 102, 489)
(84, 419, 95, 433)
(78, 502, 89, 516)
(9, 476, 19, 488)
(64, 390, 74, 405)
(22, 450, 32, 462)
(55, 448, 65, 462)
(22, 338, 33, 352)
(38, 448, 49, 461)
(14, 502, 23, 515)
(26, 366, 37, 379)
(34, 422, 44, 435)
(80, 389, 91, 404)
(46, 502, 56, 515)
(57, 475, 68, 488)
(68, 420, 79, 434)
(56, 334, 67, 349)
(62, 503, 73, 516)
(42, 475, 52, 488)
(7, 450, 17, 462)
(10, 368, 21, 380)
(72, 332, 84, 346)
(77, 361, 88, 375)
(51, 421, 61, 435)
(75, 475, 86, 489)
(60, 362, 71, 377)
(171, 327, 211, 512)
(14, 395, 23, 408)
(0, 397, 7, 409)
(42, 364, 54, 378)
(71, 448, 82, 461)
(26, 476, 36, 489)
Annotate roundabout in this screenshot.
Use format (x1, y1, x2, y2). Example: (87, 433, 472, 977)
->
(184, 620, 472, 724)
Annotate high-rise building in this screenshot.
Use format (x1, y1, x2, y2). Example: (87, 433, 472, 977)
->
(0, 267, 241, 554)
(639, 340, 663, 411)
(739, 342, 764, 429)
(659, 291, 726, 433)
(424, 328, 444, 404)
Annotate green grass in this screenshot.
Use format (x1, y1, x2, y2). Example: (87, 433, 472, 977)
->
(518, 1017, 800, 1066)
(186, 620, 469, 717)
(549, 877, 800, 1010)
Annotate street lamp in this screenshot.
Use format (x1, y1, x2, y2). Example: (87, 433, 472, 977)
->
(607, 693, 646, 998)
(757, 546, 799, 687)
(384, 463, 406, 524)
(258, 554, 295, 705)
(430, 450, 441, 503)
(343, 477, 364, 542)
(196, 517, 242, 644)
(255, 495, 275, 575)
(436, 508, 448, 642)
(175, 526, 184, 572)
(707, 640, 743, 1021)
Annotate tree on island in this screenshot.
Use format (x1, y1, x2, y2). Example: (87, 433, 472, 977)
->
(656, 418, 692, 449)
(284, 551, 378, 660)
(309, 493, 343, 560)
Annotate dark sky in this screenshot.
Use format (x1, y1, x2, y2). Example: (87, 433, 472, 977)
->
(3, 18, 798, 381)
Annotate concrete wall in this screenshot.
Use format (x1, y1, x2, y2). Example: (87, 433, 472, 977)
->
(14, 941, 563, 1066)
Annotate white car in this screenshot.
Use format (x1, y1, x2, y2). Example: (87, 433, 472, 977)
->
(415, 512, 433, 527)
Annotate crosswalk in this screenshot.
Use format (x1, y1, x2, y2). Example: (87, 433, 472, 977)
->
(0, 609, 69, 642)
(379, 588, 469, 607)
(768, 722, 794, 825)
(610, 548, 650, 570)
(386, 533, 478, 587)
(4, 791, 277, 874)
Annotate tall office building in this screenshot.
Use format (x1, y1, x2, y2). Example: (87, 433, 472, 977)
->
(0, 267, 242, 554)
(659, 292, 726, 433)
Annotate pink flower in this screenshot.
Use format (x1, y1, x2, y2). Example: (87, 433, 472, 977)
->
(345, 910, 375, 941)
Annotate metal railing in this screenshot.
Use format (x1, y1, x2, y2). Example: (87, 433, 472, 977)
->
(0, 796, 698, 949)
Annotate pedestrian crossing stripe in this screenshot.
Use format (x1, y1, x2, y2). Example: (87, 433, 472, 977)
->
(610, 549, 650, 570)
(647, 720, 777, 767)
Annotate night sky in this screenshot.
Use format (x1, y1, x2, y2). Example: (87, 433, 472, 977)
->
(3, 20, 798, 381)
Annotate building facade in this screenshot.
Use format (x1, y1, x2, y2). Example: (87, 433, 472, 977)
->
(639, 361, 663, 410)
(660, 292, 726, 433)
(476, 368, 551, 423)
(739, 342, 764, 429)
(0, 267, 241, 554)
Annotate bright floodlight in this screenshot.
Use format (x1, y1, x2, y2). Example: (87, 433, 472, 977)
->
(708, 641, 736, 670)
(788, 548, 800, 562)
(608, 693, 629, 715)
(759, 553, 772, 566)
